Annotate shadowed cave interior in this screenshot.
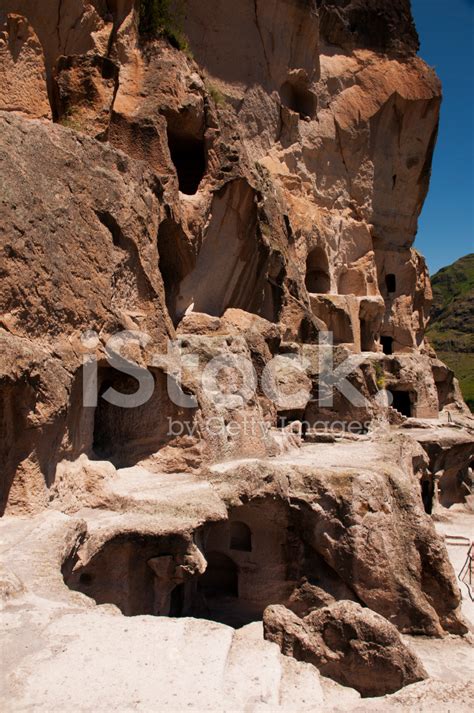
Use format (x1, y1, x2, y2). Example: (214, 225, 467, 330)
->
(92, 365, 195, 468)
(63, 499, 358, 628)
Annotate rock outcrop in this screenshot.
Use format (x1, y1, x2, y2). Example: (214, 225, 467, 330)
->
(263, 601, 427, 697)
(0, 0, 473, 709)
(0, 14, 51, 119)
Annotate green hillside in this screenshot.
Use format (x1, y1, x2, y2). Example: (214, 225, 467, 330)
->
(427, 253, 474, 410)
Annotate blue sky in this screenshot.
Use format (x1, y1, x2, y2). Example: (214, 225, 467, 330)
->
(410, 0, 474, 274)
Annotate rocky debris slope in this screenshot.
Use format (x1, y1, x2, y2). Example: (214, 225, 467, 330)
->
(263, 601, 427, 696)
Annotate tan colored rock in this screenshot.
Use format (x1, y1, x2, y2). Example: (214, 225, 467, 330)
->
(54, 54, 119, 138)
(0, 0, 112, 98)
(0, 111, 171, 344)
(0, 14, 51, 119)
(178, 0, 320, 98)
(0, 2, 473, 708)
(263, 601, 428, 697)
(209, 436, 467, 636)
(50, 455, 117, 513)
(0, 564, 25, 606)
(177, 312, 222, 335)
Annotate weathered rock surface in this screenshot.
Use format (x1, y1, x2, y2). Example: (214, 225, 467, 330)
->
(263, 601, 427, 696)
(317, 0, 420, 55)
(0, 0, 473, 709)
(208, 438, 467, 636)
(0, 14, 51, 119)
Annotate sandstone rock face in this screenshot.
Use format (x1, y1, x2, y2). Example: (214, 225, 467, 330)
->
(54, 54, 119, 138)
(206, 439, 467, 637)
(263, 601, 428, 696)
(0, 0, 110, 102)
(317, 0, 420, 55)
(0, 14, 51, 119)
(0, 0, 473, 708)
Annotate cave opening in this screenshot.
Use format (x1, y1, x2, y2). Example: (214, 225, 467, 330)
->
(62, 500, 354, 629)
(381, 335, 394, 355)
(169, 583, 185, 617)
(199, 552, 239, 598)
(174, 179, 274, 321)
(309, 298, 354, 345)
(277, 410, 306, 436)
(360, 319, 376, 351)
(305, 247, 330, 294)
(167, 127, 206, 195)
(92, 365, 194, 468)
(230, 522, 252, 552)
(385, 273, 396, 294)
(280, 81, 317, 119)
(157, 218, 194, 326)
(421, 477, 434, 515)
(391, 390, 413, 418)
(438, 466, 473, 509)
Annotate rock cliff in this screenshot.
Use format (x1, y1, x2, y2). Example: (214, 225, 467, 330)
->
(0, 0, 473, 709)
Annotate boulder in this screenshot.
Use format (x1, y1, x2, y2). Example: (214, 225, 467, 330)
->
(263, 601, 428, 697)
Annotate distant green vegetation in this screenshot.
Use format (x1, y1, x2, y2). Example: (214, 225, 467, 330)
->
(138, 0, 190, 52)
(427, 253, 474, 410)
(437, 351, 474, 411)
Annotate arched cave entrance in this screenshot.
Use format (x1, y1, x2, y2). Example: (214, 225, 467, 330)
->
(63, 500, 357, 628)
(174, 179, 276, 321)
(166, 109, 206, 195)
(230, 522, 252, 552)
(157, 218, 194, 326)
(92, 365, 194, 468)
(305, 247, 330, 294)
(167, 130, 206, 195)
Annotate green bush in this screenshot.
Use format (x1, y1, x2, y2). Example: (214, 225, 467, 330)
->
(138, 0, 190, 52)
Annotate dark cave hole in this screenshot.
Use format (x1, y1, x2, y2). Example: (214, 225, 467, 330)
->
(170, 583, 185, 617)
(391, 390, 413, 418)
(167, 129, 206, 195)
(92, 365, 194, 468)
(198, 551, 239, 598)
(230, 522, 252, 552)
(360, 319, 376, 351)
(79, 572, 93, 586)
(280, 81, 317, 120)
(305, 247, 330, 294)
(421, 478, 434, 515)
(385, 273, 396, 293)
(381, 335, 394, 355)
